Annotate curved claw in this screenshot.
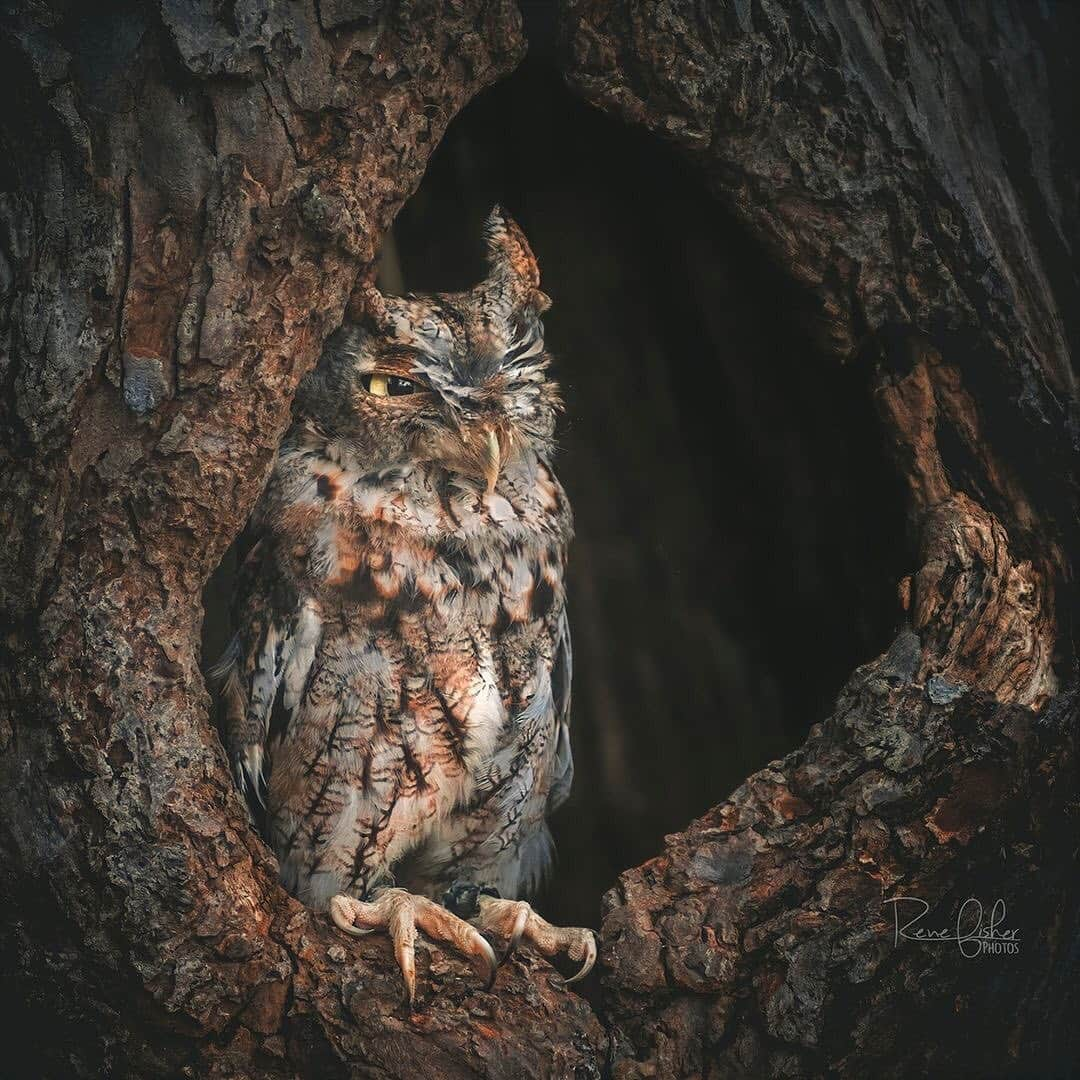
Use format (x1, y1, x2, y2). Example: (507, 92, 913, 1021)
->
(560, 930, 597, 986)
(479, 938, 499, 990)
(499, 900, 531, 966)
(475, 896, 598, 986)
(413, 898, 497, 991)
(328, 890, 499, 1005)
(466, 927, 498, 990)
(329, 894, 375, 937)
(387, 895, 418, 1008)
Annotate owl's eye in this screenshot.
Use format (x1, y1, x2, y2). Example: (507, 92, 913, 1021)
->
(362, 374, 418, 398)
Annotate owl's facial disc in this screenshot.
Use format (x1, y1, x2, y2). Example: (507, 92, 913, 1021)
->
(342, 208, 559, 489)
(353, 349, 516, 491)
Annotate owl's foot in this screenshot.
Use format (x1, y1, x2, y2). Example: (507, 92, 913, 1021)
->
(329, 889, 497, 1008)
(474, 895, 597, 985)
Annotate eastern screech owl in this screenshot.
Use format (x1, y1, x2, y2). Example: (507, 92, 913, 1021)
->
(212, 208, 594, 1004)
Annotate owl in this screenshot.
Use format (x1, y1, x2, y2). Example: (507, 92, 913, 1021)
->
(212, 208, 595, 1005)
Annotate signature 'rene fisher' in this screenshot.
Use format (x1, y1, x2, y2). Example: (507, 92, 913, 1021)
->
(884, 896, 1021, 958)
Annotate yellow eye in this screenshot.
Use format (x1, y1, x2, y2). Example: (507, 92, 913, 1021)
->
(362, 374, 417, 398)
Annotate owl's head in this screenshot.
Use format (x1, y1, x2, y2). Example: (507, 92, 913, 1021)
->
(300, 207, 560, 493)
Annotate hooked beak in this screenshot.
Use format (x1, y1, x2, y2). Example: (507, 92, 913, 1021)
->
(482, 427, 501, 494)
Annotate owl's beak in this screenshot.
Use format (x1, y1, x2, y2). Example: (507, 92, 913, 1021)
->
(482, 427, 501, 494)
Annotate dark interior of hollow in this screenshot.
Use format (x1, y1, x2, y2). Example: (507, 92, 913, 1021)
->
(202, 55, 910, 930)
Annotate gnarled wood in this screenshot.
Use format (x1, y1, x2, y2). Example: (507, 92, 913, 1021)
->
(1, 0, 1076, 1076)
(562, 2, 1079, 1076)
(0, 4, 603, 1076)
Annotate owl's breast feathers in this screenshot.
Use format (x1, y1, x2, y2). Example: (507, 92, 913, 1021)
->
(217, 431, 573, 907)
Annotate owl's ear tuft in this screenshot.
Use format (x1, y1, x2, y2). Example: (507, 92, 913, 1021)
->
(482, 206, 545, 312)
(349, 279, 395, 334)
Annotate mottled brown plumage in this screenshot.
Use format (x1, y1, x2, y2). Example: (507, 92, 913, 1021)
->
(213, 209, 594, 1002)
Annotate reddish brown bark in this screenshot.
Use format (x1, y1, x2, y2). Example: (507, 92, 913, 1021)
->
(0, 4, 603, 1076)
(562, 2, 1079, 1076)
(0, 1, 1077, 1077)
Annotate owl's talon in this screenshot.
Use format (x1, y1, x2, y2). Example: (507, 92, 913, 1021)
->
(475, 896, 597, 985)
(562, 931, 598, 985)
(503, 899, 530, 965)
(329, 889, 497, 1006)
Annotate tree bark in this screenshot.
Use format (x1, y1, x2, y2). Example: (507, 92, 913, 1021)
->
(562, 1, 1080, 1076)
(0, 4, 604, 1076)
(0, 2, 1076, 1078)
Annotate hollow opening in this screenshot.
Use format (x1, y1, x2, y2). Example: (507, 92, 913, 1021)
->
(201, 47, 910, 931)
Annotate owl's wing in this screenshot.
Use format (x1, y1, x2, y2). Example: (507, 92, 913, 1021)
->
(208, 539, 319, 809)
(546, 606, 574, 814)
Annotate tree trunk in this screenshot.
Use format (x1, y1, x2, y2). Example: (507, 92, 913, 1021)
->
(0, 4, 604, 1076)
(0, 2, 1075, 1078)
(562, 1, 1080, 1076)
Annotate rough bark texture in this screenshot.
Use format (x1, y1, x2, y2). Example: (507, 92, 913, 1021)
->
(0, 3, 604, 1076)
(562, 1, 1080, 1076)
(0, 0, 1076, 1077)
